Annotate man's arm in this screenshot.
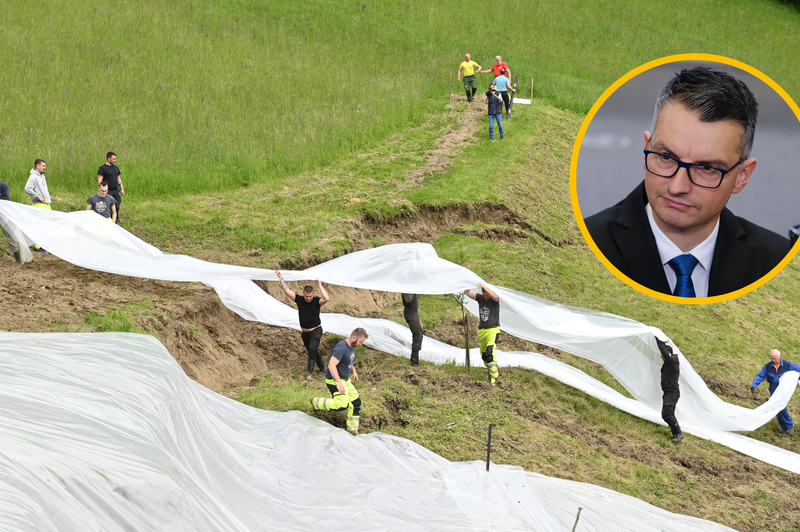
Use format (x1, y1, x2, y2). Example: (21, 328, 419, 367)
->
(463, 289, 477, 300)
(85, 203, 92, 211)
(480, 283, 499, 302)
(751, 365, 768, 389)
(457, 65, 462, 82)
(317, 279, 330, 306)
(111, 204, 117, 223)
(328, 354, 345, 395)
(97, 174, 104, 186)
(118, 175, 125, 196)
(352, 363, 358, 384)
(275, 271, 296, 300)
(24, 177, 43, 203)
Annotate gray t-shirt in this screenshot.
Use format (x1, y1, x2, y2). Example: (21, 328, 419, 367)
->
(87, 193, 117, 219)
(325, 338, 355, 381)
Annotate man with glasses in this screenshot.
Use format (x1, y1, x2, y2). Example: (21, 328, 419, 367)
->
(585, 66, 791, 298)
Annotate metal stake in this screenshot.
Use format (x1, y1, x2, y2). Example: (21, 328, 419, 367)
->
(486, 423, 496, 471)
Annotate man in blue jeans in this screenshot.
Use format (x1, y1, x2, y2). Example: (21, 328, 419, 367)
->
(751, 349, 800, 435)
(485, 83, 505, 140)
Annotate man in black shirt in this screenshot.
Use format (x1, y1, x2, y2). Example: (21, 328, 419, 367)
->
(464, 283, 501, 386)
(97, 152, 125, 224)
(277, 271, 331, 379)
(657, 338, 683, 443)
(402, 294, 423, 367)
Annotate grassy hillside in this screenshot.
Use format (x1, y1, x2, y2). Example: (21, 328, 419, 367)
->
(1, 0, 799, 196)
(4, 0, 800, 530)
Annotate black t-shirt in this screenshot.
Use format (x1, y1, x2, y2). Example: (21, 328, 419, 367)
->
(0, 181, 9, 201)
(658, 339, 680, 394)
(98, 164, 121, 193)
(294, 293, 322, 329)
(476, 293, 500, 329)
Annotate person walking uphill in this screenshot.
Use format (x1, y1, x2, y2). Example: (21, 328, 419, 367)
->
(464, 283, 501, 386)
(458, 53, 482, 102)
(658, 338, 683, 443)
(276, 272, 330, 379)
(402, 294, 423, 367)
(311, 328, 368, 435)
(24, 159, 51, 253)
(751, 349, 800, 435)
(98, 152, 125, 224)
(485, 83, 505, 140)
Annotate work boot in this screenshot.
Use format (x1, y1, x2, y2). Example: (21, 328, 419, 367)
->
(13, 251, 22, 266)
(410, 351, 419, 367)
(671, 431, 684, 443)
(784, 426, 794, 435)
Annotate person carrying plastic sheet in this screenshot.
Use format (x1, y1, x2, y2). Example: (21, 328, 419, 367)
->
(276, 272, 331, 379)
(0, 181, 22, 266)
(311, 328, 368, 435)
(657, 338, 683, 443)
(751, 349, 800, 435)
(402, 294, 423, 367)
(24, 159, 51, 254)
(464, 283, 501, 386)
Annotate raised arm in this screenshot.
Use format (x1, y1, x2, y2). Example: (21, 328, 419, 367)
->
(463, 289, 477, 300)
(479, 283, 499, 302)
(317, 279, 330, 306)
(276, 271, 296, 300)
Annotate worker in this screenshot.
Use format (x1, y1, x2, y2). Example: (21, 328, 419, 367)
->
(464, 283, 501, 386)
(402, 294, 423, 367)
(751, 349, 800, 435)
(276, 272, 330, 379)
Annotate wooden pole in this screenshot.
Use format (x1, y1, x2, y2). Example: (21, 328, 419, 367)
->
(463, 301, 471, 371)
(571, 506, 585, 532)
(530, 77, 534, 100)
(485, 423, 496, 471)
(449, 72, 452, 113)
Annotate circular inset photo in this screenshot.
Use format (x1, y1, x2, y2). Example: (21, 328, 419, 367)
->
(571, 54, 800, 304)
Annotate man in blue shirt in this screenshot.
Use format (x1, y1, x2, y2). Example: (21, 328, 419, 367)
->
(751, 349, 800, 435)
(310, 328, 368, 435)
(493, 69, 516, 117)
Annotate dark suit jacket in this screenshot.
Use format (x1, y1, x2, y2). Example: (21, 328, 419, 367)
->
(584, 181, 791, 297)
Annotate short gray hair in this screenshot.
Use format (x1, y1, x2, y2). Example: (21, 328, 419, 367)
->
(652, 66, 758, 159)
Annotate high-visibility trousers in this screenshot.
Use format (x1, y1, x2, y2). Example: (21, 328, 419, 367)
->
(312, 378, 361, 434)
(478, 327, 500, 380)
(32, 203, 51, 250)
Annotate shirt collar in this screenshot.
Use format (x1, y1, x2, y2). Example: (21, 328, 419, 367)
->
(645, 203, 719, 271)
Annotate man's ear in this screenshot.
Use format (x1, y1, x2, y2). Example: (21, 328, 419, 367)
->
(732, 158, 757, 194)
(643, 131, 651, 171)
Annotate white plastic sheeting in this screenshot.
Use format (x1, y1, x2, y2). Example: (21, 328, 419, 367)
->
(0, 203, 797, 474)
(0, 332, 738, 532)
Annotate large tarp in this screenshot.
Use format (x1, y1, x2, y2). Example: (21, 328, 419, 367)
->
(0, 201, 797, 528)
(0, 332, 738, 531)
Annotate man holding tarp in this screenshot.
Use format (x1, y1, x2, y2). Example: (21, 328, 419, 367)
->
(402, 293, 423, 367)
(658, 338, 683, 443)
(311, 328, 368, 435)
(0, 181, 22, 266)
(276, 272, 330, 379)
(464, 283, 501, 386)
(751, 349, 800, 435)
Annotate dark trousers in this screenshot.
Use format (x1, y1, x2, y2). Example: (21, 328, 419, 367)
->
(499, 90, 511, 115)
(662, 391, 681, 434)
(110, 192, 122, 222)
(404, 312, 423, 366)
(302, 327, 324, 374)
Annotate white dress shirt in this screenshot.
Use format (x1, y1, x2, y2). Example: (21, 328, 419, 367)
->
(645, 204, 719, 298)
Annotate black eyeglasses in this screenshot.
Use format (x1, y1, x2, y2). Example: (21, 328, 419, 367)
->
(644, 149, 743, 189)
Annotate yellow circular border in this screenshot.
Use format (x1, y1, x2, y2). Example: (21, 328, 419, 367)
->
(570, 53, 800, 305)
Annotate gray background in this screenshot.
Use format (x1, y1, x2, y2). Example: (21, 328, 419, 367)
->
(575, 61, 800, 238)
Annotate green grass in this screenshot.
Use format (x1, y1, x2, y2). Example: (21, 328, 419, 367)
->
(83, 299, 155, 334)
(2, 0, 800, 198)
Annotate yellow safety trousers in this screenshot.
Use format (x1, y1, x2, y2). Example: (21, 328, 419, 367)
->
(312, 378, 360, 433)
(478, 327, 500, 380)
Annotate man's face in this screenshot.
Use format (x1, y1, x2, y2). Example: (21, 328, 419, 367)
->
(644, 102, 755, 239)
(108, 155, 117, 165)
(771, 351, 781, 364)
(496, 56, 502, 65)
(303, 291, 314, 302)
(465, 53, 471, 62)
(98, 185, 108, 197)
(36, 162, 46, 174)
(352, 336, 366, 347)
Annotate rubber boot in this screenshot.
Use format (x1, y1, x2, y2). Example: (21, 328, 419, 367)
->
(13, 250, 22, 266)
(410, 349, 419, 367)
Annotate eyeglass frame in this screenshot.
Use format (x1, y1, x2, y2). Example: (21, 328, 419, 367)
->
(643, 149, 744, 190)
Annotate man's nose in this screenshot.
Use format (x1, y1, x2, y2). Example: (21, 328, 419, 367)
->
(668, 165, 694, 195)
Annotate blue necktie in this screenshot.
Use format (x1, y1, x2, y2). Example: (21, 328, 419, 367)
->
(668, 254, 699, 297)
